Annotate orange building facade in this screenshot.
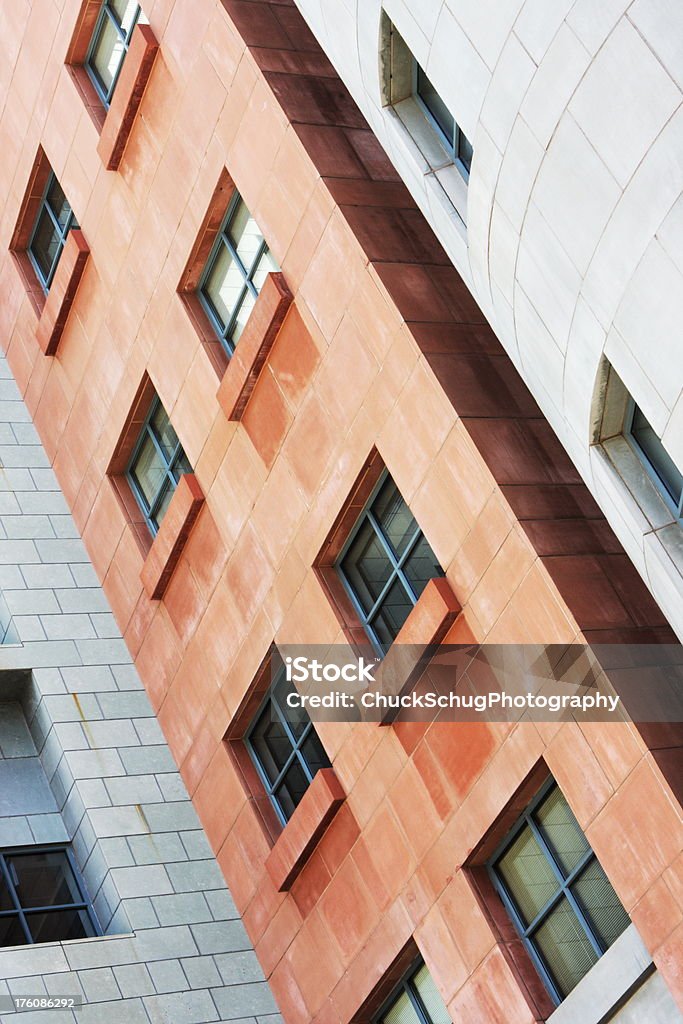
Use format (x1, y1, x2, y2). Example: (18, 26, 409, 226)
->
(0, 2, 681, 1023)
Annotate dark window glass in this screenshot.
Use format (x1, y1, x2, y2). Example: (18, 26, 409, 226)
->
(628, 403, 683, 519)
(0, 847, 97, 948)
(246, 670, 331, 825)
(127, 396, 192, 535)
(414, 63, 472, 179)
(86, 0, 143, 107)
(198, 193, 278, 356)
(489, 782, 630, 1003)
(336, 473, 444, 654)
(375, 960, 450, 1024)
(27, 174, 78, 293)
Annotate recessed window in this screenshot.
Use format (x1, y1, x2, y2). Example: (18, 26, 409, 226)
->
(0, 847, 97, 947)
(85, 0, 143, 107)
(375, 959, 450, 1024)
(627, 402, 683, 521)
(198, 191, 279, 356)
(245, 670, 330, 826)
(127, 396, 191, 535)
(414, 64, 472, 180)
(27, 174, 78, 294)
(488, 781, 630, 1004)
(335, 472, 444, 654)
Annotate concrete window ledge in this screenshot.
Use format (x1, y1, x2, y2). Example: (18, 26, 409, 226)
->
(139, 474, 204, 600)
(97, 23, 159, 171)
(36, 230, 90, 356)
(376, 576, 461, 723)
(265, 767, 345, 891)
(216, 272, 293, 421)
(547, 924, 654, 1024)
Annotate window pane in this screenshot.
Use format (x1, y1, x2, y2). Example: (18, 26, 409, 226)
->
(0, 915, 27, 948)
(415, 65, 455, 144)
(150, 403, 178, 464)
(369, 578, 415, 649)
(457, 130, 473, 175)
(251, 248, 279, 291)
(203, 243, 246, 331)
(497, 825, 560, 927)
(631, 405, 683, 507)
(151, 479, 174, 530)
(46, 179, 72, 231)
(30, 208, 60, 283)
(231, 287, 256, 345)
(229, 200, 265, 273)
(535, 787, 590, 877)
(171, 450, 192, 482)
(26, 908, 93, 944)
(341, 520, 393, 615)
(571, 860, 630, 949)
(300, 730, 330, 777)
(403, 534, 441, 600)
(111, 0, 140, 32)
(0, 868, 14, 911)
(373, 478, 416, 558)
(250, 706, 294, 786)
(6, 851, 82, 908)
(131, 434, 166, 510)
(90, 14, 125, 95)
(381, 989, 421, 1024)
(533, 897, 599, 998)
(274, 759, 310, 820)
(412, 964, 450, 1024)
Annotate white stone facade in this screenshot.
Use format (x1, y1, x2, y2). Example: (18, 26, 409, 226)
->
(293, 0, 683, 638)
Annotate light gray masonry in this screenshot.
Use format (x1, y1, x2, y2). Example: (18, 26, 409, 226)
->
(0, 352, 281, 1024)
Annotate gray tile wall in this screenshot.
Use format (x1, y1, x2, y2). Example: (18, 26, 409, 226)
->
(0, 354, 280, 1024)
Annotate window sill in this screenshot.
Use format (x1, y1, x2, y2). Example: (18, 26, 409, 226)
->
(35, 230, 90, 356)
(264, 767, 345, 891)
(216, 271, 292, 421)
(391, 99, 469, 230)
(546, 924, 653, 1024)
(97, 22, 159, 171)
(375, 576, 461, 723)
(139, 473, 204, 600)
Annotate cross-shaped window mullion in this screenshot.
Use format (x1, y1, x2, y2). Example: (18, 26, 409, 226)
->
(510, 811, 604, 959)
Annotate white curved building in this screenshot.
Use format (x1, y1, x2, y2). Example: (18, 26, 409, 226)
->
(293, 0, 683, 638)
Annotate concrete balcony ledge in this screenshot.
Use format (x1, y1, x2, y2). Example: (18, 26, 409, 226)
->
(140, 473, 204, 600)
(97, 23, 159, 171)
(36, 230, 89, 356)
(216, 272, 292, 421)
(265, 767, 345, 892)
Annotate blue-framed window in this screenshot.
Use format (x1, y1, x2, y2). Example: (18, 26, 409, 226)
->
(0, 846, 98, 947)
(245, 670, 330, 826)
(198, 191, 279, 357)
(85, 0, 143, 108)
(488, 780, 630, 1004)
(627, 401, 683, 522)
(126, 396, 191, 536)
(373, 959, 450, 1024)
(414, 63, 472, 180)
(335, 472, 444, 655)
(27, 174, 78, 294)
